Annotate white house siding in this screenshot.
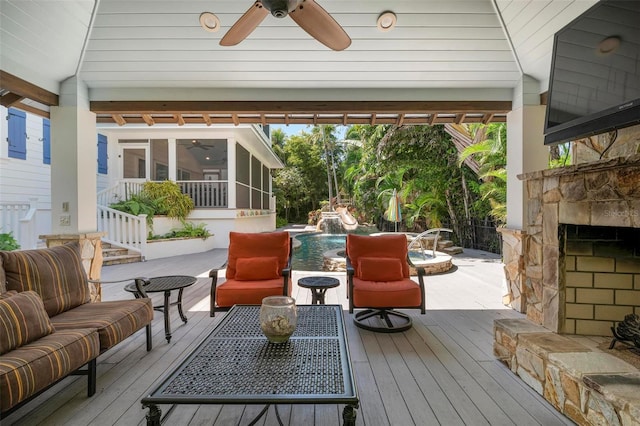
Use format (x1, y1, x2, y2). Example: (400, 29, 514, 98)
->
(0, 106, 52, 239)
(0, 107, 110, 243)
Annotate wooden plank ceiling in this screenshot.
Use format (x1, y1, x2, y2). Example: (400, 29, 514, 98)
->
(0, 1, 599, 127)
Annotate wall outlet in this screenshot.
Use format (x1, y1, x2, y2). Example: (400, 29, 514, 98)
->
(59, 215, 71, 226)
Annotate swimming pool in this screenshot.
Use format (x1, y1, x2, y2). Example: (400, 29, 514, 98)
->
(292, 227, 377, 271)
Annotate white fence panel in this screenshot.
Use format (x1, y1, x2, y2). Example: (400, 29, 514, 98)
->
(0, 199, 38, 249)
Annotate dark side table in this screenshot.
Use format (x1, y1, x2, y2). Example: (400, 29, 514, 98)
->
(125, 275, 197, 343)
(297, 276, 340, 304)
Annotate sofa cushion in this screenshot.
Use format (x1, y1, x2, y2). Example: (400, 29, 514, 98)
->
(235, 257, 280, 281)
(0, 328, 99, 413)
(352, 277, 422, 308)
(50, 298, 153, 352)
(358, 257, 404, 282)
(1, 242, 90, 317)
(346, 234, 410, 278)
(0, 291, 54, 355)
(0, 255, 6, 293)
(0, 290, 18, 300)
(216, 278, 287, 307)
(226, 232, 290, 280)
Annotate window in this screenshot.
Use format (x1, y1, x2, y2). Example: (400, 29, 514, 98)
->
(97, 134, 108, 174)
(7, 108, 26, 160)
(43, 119, 51, 164)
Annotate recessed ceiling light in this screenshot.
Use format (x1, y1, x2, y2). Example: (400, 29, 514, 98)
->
(199, 12, 220, 33)
(377, 11, 396, 32)
(597, 35, 621, 56)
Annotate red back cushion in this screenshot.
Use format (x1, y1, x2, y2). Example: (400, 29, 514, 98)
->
(235, 257, 280, 280)
(358, 257, 404, 281)
(347, 234, 409, 279)
(226, 232, 290, 280)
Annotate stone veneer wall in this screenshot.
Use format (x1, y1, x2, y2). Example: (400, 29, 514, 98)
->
(41, 232, 106, 302)
(518, 155, 640, 334)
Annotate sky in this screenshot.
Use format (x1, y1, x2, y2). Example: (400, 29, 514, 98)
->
(270, 124, 348, 140)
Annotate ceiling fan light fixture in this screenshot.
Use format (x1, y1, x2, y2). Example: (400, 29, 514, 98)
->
(199, 12, 221, 32)
(377, 11, 396, 32)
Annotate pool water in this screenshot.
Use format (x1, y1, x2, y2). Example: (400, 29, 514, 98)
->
(292, 227, 377, 271)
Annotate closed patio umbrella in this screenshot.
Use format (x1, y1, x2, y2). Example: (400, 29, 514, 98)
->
(385, 189, 402, 232)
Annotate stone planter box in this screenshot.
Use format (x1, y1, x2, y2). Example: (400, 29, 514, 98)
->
(145, 236, 215, 260)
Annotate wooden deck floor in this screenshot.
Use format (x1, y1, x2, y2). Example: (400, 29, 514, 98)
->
(4, 248, 574, 426)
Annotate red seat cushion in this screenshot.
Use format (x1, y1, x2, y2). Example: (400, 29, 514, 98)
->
(352, 277, 422, 308)
(216, 278, 288, 307)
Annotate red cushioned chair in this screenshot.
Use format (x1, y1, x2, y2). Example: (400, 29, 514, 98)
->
(346, 234, 426, 332)
(209, 231, 292, 316)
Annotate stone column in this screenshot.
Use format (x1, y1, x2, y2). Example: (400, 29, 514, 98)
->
(497, 228, 525, 311)
(501, 76, 548, 314)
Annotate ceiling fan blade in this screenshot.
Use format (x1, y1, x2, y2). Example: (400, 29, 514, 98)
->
(289, 0, 351, 51)
(220, 1, 269, 46)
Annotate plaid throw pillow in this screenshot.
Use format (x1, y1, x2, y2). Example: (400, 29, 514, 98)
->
(0, 290, 54, 354)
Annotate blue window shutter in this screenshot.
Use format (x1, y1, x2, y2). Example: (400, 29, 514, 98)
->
(8, 108, 27, 160)
(43, 119, 51, 164)
(97, 133, 108, 174)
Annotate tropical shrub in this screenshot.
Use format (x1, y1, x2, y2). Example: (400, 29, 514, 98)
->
(150, 221, 211, 240)
(141, 181, 194, 220)
(0, 232, 20, 251)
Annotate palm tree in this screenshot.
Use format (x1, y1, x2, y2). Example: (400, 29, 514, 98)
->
(458, 123, 507, 224)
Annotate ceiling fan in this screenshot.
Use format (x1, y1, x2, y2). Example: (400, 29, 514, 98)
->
(187, 140, 210, 150)
(220, 0, 351, 51)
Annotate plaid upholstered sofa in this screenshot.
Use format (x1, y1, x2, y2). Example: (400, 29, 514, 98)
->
(0, 242, 154, 418)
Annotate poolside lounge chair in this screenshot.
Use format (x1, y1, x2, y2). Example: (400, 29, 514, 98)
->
(346, 234, 426, 332)
(208, 231, 292, 316)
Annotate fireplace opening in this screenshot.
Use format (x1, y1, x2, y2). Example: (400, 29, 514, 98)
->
(560, 224, 640, 336)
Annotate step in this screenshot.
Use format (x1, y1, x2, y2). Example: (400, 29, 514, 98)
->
(436, 239, 454, 248)
(102, 254, 142, 266)
(102, 247, 130, 258)
(441, 246, 464, 255)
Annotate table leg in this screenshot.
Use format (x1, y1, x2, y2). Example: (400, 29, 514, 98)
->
(177, 288, 188, 323)
(342, 404, 357, 426)
(163, 290, 172, 343)
(145, 404, 162, 426)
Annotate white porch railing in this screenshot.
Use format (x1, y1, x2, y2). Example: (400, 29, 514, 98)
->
(177, 180, 228, 208)
(97, 181, 145, 207)
(97, 205, 147, 257)
(0, 198, 39, 249)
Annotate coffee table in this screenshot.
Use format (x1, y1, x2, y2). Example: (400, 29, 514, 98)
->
(297, 276, 340, 304)
(141, 304, 359, 425)
(124, 275, 196, 343)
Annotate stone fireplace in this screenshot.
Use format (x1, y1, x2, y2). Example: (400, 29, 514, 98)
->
(494, 153, 640, 425)
(501, 154, 640, 335)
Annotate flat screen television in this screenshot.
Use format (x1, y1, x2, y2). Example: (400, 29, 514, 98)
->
(544, 0, 640, 145)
